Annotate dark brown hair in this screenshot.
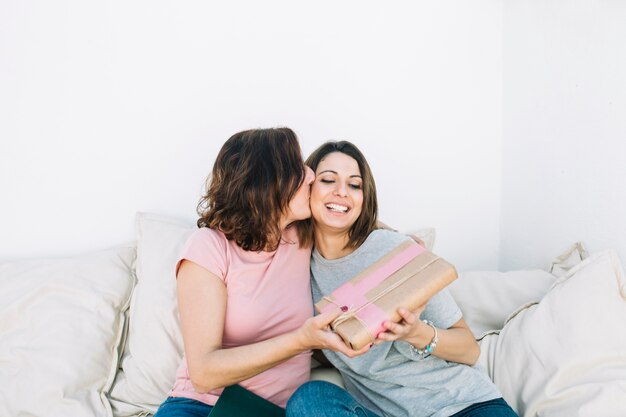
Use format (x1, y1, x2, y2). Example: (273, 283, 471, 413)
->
(197, 128, 305, 251)
(298, 141, 378, 249)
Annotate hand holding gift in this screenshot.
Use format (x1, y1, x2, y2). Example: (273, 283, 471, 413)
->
(297, 308, 372, 358)
(375, 304, 429, 344)
(314, 240, 457, 350)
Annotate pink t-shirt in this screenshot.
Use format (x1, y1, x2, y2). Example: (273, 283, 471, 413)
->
(168, 226, 313, 407)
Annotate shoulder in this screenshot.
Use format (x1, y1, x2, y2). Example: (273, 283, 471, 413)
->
(329, 229, 413, 266)
(361, 229, 412, 252)
(177, 227, 229, 279)
(187, 227, 229, 249)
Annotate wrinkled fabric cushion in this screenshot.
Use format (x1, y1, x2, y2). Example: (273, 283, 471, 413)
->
(109, 213, 194, 414)
(449, 269, 556, 337)
(0, 247, 135, 417)
(310, 367, 345, 388)
(548, 241, 589, 278)
(478, 250, 626, 417)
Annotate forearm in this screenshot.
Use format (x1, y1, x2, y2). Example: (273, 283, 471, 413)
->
(188, 309, 361, 392)
(189, 329, 308, 392)
(408, 325, 479, 365)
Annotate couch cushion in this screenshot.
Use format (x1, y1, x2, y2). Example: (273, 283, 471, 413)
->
(109, 213, 193, 414)
(448, 269, 556, 337)
(0, 247, 135, 417)
(478, 250, 626, 416)
(548, 241, 588, 278)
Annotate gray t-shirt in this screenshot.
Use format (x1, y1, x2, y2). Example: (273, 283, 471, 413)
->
(311, 229, 501, 417)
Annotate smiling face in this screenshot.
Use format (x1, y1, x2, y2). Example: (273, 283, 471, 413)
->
(310, 152, 364, 235)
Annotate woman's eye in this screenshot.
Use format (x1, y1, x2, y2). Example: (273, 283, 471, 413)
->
(349, 183, 362, 190)
(320, 179, 334, 184)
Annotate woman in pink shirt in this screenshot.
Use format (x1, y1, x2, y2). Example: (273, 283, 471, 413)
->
(153, 128, 363, 417)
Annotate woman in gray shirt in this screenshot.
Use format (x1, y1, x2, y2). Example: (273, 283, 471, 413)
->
(287, 141, 517, 417)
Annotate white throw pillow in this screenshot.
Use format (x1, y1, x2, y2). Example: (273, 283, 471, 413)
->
(109, 213, 194, 413)
(478, 250, 626, 417)
(548, 241, 588, 278)
(448, 269, 556, 337)
(0, 247, 135, 417)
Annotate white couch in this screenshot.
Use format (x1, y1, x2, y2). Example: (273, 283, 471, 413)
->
(1, 213, 625, 417)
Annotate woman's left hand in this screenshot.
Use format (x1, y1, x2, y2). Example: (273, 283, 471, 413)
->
(376, 307, 481, 365)
(375, 304, 432, 346)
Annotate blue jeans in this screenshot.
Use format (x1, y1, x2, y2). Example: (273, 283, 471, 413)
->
(450, 398, 518, 417)
(286, 381, 518, 417)
(286, 381, 381, 417)
(153, 396, 213, 417)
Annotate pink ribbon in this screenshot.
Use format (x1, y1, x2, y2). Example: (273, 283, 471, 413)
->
(320, 243, 425, 338)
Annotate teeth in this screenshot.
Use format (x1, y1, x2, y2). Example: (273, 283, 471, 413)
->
(326, 203, 348, 213)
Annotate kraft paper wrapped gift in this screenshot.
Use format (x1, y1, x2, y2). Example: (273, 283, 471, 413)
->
(315, 240, 458, 350)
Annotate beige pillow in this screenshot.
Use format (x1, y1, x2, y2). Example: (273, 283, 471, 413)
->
(549, 241, 588, 278)
(310, 367, 345, 388)
(109, 213, 194, 414)
(478, 250, 626, 416)
(449, 269, 556, 337)
(0, 247, 135, 417)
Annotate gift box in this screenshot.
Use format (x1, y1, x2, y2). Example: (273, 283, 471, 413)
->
(315, 240, 458, 350)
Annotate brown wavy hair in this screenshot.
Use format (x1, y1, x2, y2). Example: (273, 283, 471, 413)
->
(298, 141, 378, 249)
(197, 128, 306, 251)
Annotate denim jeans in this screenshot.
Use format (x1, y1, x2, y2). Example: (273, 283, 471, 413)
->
(153, 396, 213, 417)
(286, 381, 381, 417)
(450, 398, 518, 417)
(286, 381, 518, 417)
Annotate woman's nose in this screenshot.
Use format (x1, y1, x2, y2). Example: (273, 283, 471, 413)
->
(334, 183, 348, 197)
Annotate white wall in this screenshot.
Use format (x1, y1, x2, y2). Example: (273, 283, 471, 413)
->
(500, 1, 626, 270)
(0, 1, 503, 270)
(5, 1, 622, 272)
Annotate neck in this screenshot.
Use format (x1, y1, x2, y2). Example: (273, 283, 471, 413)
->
(314, 227, 356, 260)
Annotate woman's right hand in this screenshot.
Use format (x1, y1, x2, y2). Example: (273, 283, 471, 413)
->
(295, 309, 370, 358)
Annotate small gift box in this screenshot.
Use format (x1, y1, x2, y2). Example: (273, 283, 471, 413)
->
(315, 240, 458, 350)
